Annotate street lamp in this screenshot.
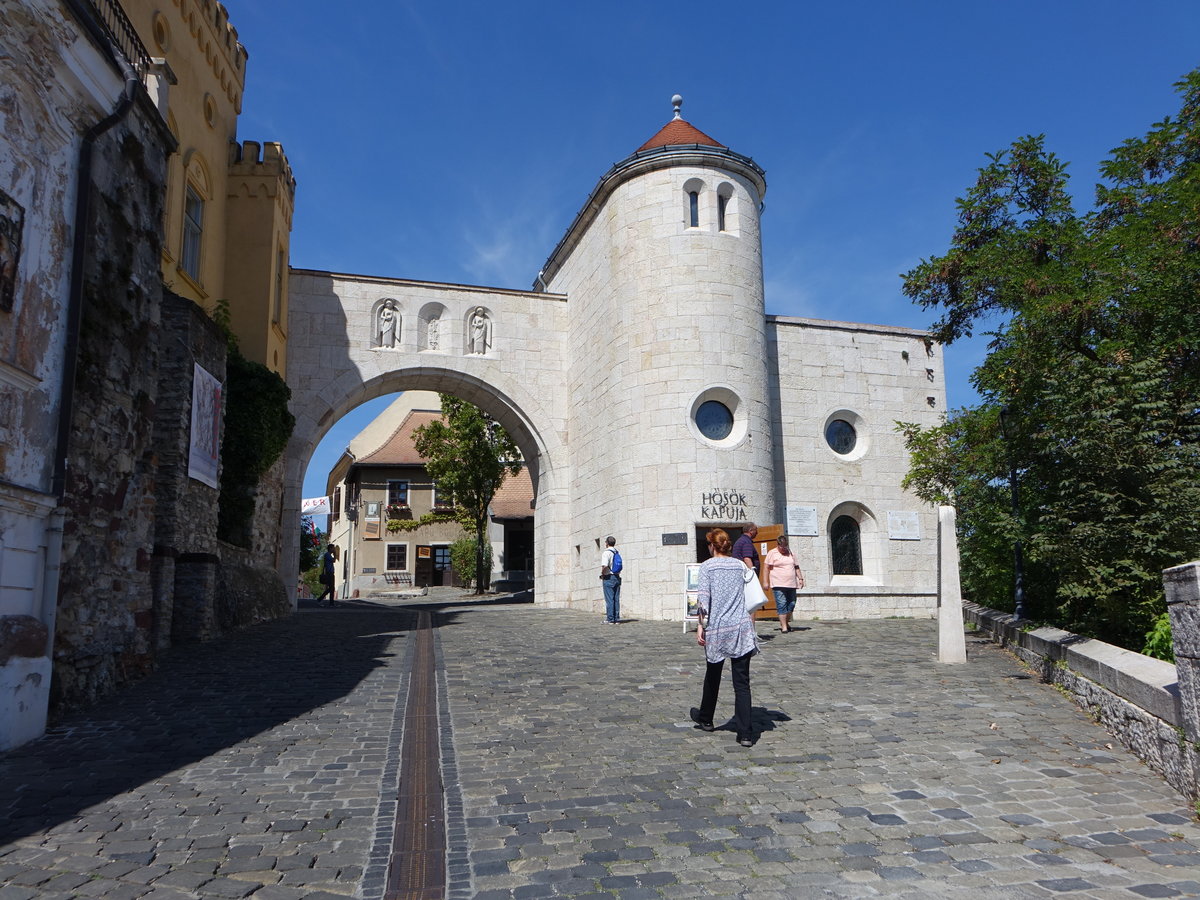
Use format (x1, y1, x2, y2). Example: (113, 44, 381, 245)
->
(998, 406, 1028, 621)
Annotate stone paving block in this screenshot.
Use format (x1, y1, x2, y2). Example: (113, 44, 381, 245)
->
(6, 606, 1200, 899)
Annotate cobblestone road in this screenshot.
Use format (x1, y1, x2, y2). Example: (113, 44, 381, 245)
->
(2, 592, 1198, 899)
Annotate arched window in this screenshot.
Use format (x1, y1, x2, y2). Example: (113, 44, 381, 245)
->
(717, 193, 728, 232)
(830, 515, 862, 575)
(688, 191, 699, 227)
(181, 184, 204, 280)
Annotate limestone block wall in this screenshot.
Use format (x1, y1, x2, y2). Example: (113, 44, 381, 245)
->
(769, 317, 944, 619)
(284, 271, 571, 607)
(549, 163, 773, 621)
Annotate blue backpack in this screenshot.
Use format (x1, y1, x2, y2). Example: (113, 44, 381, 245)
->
(610, 549, 623, 574)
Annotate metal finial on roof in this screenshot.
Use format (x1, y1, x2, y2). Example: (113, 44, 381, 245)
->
(671, 94, 683, 120)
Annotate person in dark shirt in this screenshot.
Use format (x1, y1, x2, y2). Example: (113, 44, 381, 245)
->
(317, 545, 337, 607)
(731, 523, 759, 572)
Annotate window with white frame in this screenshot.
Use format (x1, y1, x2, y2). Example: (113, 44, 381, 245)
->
(432, 484, 453, 510)
(181, 184, 203, 280)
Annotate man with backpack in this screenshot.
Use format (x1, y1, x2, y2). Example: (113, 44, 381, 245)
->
(600, 535, 623, 624)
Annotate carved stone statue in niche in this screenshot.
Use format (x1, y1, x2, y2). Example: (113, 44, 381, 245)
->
(377, 298, 397, 348)
(427, 315, 440, 350)
(469, 306, 491, 355)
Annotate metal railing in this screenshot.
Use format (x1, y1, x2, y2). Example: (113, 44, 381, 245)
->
(85, 0, 152, 83)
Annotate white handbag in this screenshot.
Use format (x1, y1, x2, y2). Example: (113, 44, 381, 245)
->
(743, 567, 769, 613)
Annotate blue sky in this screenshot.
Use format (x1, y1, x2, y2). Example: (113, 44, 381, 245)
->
(228, 1, 1200, 503)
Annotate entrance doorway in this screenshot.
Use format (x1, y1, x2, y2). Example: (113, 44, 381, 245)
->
(414, 545, 452, 587)
(693, 524, 783, 620)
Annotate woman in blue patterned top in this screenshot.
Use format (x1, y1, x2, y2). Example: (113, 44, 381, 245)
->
(690, 528, 760, 747)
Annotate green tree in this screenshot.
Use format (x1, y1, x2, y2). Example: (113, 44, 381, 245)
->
(449, 535, 491, 590)
(413, 395, 521, 594)
(899, 69, 1200, 650)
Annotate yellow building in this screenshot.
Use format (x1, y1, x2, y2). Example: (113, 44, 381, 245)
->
(125, 0, 295, 375)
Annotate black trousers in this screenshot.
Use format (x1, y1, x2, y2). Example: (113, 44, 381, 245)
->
(698, 651, 753, 738)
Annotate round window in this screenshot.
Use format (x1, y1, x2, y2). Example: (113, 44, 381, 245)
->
(825, 419, 857, 455)
(695, 400, 734, 441)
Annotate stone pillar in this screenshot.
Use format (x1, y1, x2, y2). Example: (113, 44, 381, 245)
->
(1164, 561, 1200, 742)
(937, 506, 967, 664)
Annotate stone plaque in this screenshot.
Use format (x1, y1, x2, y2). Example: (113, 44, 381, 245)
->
(887, 511, 921, 540)
(662, 532, 688, 546)
(786, 506, 818, 536)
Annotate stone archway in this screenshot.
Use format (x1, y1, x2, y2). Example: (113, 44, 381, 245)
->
(282, 270, 572, 608)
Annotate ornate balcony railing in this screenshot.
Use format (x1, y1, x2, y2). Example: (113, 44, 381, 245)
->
(85, 0, 152, 83)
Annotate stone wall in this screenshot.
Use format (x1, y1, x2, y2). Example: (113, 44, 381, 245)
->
(151, 292, 226, 646)
(217, 542, 289, 631)
(53, 88, 173, 709)
(963, 602, 1200, 801)
(769, 317, 944, 620)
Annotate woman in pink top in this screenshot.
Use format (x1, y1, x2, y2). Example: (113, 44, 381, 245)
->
(764, 535, 804, 633)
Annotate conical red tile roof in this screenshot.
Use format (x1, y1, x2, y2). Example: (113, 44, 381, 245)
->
(637, 118, 724, 151)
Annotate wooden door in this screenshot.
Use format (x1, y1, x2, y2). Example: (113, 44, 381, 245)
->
(415, 546, 433, 587)
(752, 524, 784, 620)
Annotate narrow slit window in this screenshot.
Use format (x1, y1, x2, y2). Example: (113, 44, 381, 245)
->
(688, 191, 699, 227)
(717, 194, 727, 232)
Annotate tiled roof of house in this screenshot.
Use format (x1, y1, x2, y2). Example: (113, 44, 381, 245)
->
(637, 118, 724, 152)
(490, 467, 534, 520)
(355, 409, 442, 465)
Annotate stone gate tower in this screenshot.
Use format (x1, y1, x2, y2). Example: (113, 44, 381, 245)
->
(540, 97, 775, 618)
(288, 95, 948, 624)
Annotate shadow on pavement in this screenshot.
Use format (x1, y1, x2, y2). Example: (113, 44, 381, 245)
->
(0, 605, 417, 845)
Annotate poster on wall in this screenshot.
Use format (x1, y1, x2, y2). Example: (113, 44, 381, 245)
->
(363, 500, 382, 539)
(187, 363, 222, 488)
(0, 188, 24, 313)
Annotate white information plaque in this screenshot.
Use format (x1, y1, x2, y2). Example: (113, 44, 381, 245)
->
(887, 511, 921, 540)
(786, 506, 819, 536)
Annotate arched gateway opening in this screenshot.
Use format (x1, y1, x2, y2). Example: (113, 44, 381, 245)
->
(281, 270, 571, 609)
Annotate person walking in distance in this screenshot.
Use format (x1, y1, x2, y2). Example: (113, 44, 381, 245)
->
(600, 536, 623, 624)
(317, 544, 337, 607)
(690, 528, 759, 747)
(764, 534, 804, 633)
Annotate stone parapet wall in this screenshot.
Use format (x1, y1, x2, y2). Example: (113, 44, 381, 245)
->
(216, 542, 288, 631)
(963, 602, 1199, 801)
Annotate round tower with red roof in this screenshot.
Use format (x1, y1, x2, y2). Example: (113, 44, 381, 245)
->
(538, 96, 773, 619)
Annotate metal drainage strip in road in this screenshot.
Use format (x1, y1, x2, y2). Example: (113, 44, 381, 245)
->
(385, 609, 447, 899)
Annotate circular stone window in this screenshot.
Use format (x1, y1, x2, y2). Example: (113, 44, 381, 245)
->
(825, 419, 857, 455)
(695, 400, 734, 441)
